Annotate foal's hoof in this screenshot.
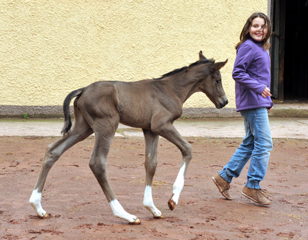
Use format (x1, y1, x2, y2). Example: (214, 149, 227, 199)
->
(129, 218, 141, 225)
(168, 199, 176, 211)
(38, 213, 49, 219)
(154, 215, 163, 219)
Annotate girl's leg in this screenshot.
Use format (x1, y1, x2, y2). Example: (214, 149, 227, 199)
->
(245, 108, 273, 189)
(219, 110, 254, 182)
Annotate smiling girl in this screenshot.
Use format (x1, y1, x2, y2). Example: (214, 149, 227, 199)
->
(212, 12, 274, 206)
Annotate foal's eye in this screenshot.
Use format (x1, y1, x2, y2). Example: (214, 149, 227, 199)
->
(216, 80, 221, 84)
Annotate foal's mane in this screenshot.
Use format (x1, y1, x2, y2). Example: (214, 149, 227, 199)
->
(155, 58, 215, 80)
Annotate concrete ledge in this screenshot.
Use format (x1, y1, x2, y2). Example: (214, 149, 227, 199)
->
(0, 105, 70, 118)
(182, 107, 240, 118)
(0, 104, 307, 118)
(269, 103, 308, 118)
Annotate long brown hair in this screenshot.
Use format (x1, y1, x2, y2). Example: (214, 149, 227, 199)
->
(235, 12, 272, 50)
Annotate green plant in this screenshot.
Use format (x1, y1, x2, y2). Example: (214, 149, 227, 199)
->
(23, 113, 29, 119)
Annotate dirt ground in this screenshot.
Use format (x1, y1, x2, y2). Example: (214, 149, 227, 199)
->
(0, 136, 307, 240)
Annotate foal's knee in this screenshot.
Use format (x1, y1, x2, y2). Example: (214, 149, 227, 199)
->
(89, 158, 107, 176)
(145, 154, 157, 167)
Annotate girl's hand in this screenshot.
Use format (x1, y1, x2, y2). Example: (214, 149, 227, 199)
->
(261, 87, 272, 98)
(267, 106, 274, 112)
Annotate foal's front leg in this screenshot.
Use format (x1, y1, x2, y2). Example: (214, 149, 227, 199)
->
(152, 122, 192, 211)
(142, 129, 162, 218)
(89, 131, 140, 224)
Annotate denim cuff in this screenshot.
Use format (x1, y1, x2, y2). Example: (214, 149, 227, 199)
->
(218, 170, 232, 183)
(245, 180, 260, 189)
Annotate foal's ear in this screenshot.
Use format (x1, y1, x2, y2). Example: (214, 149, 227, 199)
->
(213, 59, 228, 70)
(199, 51, 207, 60)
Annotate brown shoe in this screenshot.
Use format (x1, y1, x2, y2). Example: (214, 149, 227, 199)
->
(212, 173, 232, 200)
(241, 186, 271, 206)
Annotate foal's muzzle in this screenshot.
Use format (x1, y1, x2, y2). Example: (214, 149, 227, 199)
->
(217, 96, 228, 109)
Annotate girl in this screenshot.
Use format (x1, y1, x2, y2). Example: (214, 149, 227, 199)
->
(212, 12, 273, 205)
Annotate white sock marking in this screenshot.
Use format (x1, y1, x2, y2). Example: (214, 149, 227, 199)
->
(29, 189, 47, 217)
(109, 199, 138, 223)
(172, 163, 186, 204)
(143, 185, 162, 217)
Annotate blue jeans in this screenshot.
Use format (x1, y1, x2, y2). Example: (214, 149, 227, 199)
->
(219, 108, 273, 189)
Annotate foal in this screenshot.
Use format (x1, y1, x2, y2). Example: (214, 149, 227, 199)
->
(30, 51, 228, 224)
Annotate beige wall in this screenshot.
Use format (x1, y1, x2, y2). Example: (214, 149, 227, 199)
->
(0, 0, 268, 116)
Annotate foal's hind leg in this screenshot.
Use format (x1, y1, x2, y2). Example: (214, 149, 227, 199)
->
(142, 129, 162, 218)
(88, 119, 140, 224)
(29, 113, 93, 218)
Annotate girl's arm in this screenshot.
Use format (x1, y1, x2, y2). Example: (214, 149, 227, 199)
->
(232, 44, 267, 95)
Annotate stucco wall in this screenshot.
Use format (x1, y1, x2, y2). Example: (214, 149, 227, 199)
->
(0, 0, 268, 117)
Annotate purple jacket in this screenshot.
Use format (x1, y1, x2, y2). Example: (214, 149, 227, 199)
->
(232, 38, 274, 112)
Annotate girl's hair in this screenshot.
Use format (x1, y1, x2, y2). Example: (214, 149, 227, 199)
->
(235, 12, 272, 50)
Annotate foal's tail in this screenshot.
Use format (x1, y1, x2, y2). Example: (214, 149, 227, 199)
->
(61, 88, 85, 135)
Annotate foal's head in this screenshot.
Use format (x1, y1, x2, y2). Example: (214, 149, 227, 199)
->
(193, 51, 228, 109)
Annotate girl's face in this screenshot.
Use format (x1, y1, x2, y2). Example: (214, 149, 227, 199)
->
(249, 17, 268, 42)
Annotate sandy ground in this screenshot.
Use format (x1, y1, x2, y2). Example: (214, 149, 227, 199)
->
(0, 135, 307, 240)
